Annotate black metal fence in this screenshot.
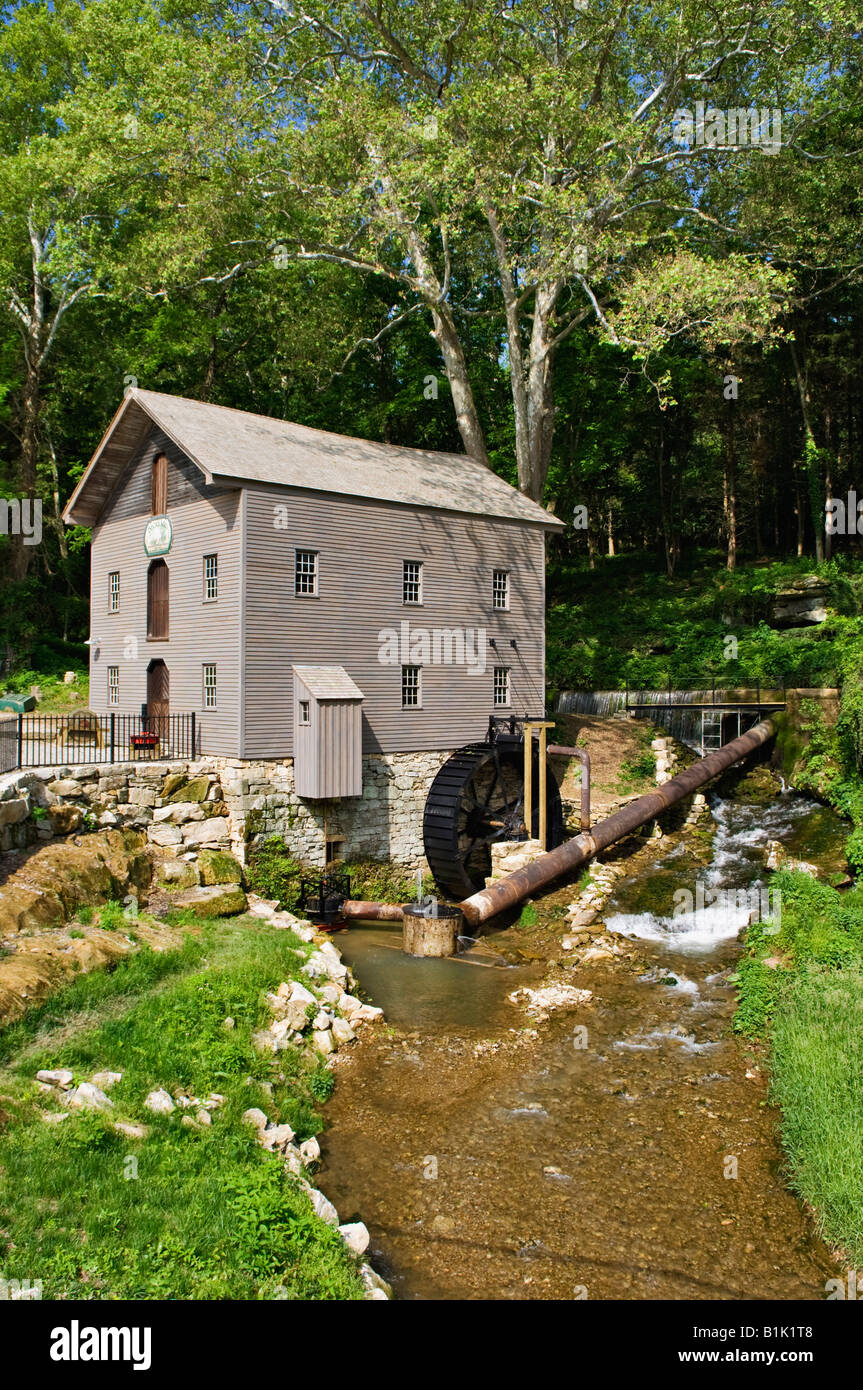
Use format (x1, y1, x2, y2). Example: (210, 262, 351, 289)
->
(0, 712, 197, 773)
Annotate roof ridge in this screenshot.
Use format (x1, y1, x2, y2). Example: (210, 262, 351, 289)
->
(133, 388, 474, 466)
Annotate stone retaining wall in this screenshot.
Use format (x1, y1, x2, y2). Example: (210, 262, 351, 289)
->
(0, 750, 449, 869)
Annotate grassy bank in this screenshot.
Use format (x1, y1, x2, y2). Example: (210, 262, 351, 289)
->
(734, 871, 863, 1263)
(0, 912, 365, 1300)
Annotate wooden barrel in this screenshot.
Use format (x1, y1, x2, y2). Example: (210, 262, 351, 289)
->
(402, 904, 463, 958)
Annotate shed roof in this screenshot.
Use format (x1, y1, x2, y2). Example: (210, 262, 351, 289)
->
(62, 389, 564, 529)
(293, 666, 365, 701)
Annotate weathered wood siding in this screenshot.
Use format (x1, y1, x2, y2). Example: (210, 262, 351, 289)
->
(88, 427, 243, 756)
(243, 486, 547, 757)
(293, 671, 363, 798)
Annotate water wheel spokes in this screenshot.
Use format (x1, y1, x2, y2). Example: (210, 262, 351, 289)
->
(423, 742, 564, 901)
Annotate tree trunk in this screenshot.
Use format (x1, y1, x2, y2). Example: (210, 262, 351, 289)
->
(724, 404, 737, 571)
(429, 301, 490, 467)
(10, 353, 41, 583)
(790, 339, 825, 562)
(658, 436, 676, 578)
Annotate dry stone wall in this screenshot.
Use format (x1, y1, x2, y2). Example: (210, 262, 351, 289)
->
(0, 750, 449, 869)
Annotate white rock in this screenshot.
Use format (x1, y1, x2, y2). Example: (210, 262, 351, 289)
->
(305, 950, 348, 983)
(147, 825, 183, 847)
(299, 1136, 321, 1166)
(338, 1221, 370, 1256)
(262, 1122, 295, 1151)
(354, 1003, 384, 1024)
(288, 982, 317, 1007)
(242, 1107, 268, 1130)
(181, 817, 231, 845)
(318, 984, 342, 1006)
(313, 1028, 336, 1055)
(91, 1070, 123, 1090)
(115, 1121, 148, 1139)
(360, 1264, 393, 1299)
(64, 1082, 113, 1112)
(508, 984, 593, 1014)
(36, 1068, 74, 1089)
(307, 1188, 339, 1226)
(332, 1017, 356, 1045)
(144, 1088, 176, 1115)
(313, 1010, 333, 1031)
(338, 993, 364, 1019)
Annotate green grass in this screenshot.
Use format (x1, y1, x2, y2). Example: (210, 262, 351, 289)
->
(734, 871, 863, 1262)
(770, 964, 863, 1261)
(546, 551, 863, 693)
(0, 915, 365, 1300)
(1, 664, 90, 713)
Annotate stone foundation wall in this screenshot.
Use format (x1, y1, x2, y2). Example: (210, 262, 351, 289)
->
(0, 750, 450, 869)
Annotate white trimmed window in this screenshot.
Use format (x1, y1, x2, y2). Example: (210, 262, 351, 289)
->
(203, 554, 218, 601)
(401, 665, 421, 708)
(108, 571, 120, 613)
(403, 559, 423, 604)
(493, 569, 510, 610)
(107, 666, 119, 706)
(202, 664, 217, 709)
(299, 699, 310, 726)
(295, 549, 318, 596)
(493, 667, 510, 707)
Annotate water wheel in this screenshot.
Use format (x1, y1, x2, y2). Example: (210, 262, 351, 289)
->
(423, 741, 564, 900)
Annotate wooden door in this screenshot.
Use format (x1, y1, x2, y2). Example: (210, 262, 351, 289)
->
(146, 660, 169, 741)
(147, 559, 169, 638)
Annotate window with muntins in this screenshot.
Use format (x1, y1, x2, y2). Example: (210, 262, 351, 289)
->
(493, 666, 510, 706)
(299, 699, 310, 725)
(107, 666, 119, 706)
(403, 560, 423, 604)
(108, 571, 120, 613)
(203, 554, 218, 601)
(402, 665, 421, 708)
(295, 550, 318, 596)
(203, 664, 217, 709)
(493, 569, 510, 610)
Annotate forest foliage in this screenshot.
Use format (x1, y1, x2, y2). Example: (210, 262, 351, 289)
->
(1, 0, 862, 680)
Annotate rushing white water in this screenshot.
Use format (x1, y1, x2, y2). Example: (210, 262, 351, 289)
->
(604, 792, 826, 954)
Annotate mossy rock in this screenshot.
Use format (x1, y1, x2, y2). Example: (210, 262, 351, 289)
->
(202, 800, 228, 818)
(162, 772, 187, 799)
(198, 849, 244, 886)
(156, 860, 199, 890)
(168, 776, 210, 804)
(170, 883, 247, 917)
(0, 829, 152, 936)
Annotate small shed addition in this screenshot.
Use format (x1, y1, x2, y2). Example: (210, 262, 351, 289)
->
(292, 666, 364, 798)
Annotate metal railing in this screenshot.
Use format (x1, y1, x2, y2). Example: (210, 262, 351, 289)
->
(0, 712, 197, 772)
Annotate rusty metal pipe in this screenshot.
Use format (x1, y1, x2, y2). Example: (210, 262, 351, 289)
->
(341, 900, 405, 921)
(547, 743, 591, 832)
(459, 719, 775, 928)
(338, 719, 774, 929)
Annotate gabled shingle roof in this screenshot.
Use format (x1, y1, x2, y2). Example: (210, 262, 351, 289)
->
(62, 388, 564, 529)
(293, 666, 365, 700)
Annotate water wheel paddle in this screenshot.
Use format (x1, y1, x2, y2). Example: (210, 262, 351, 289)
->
(423, 742, 564, 900)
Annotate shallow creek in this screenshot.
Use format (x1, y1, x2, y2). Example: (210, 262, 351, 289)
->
(320, 792, 846, 1300)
